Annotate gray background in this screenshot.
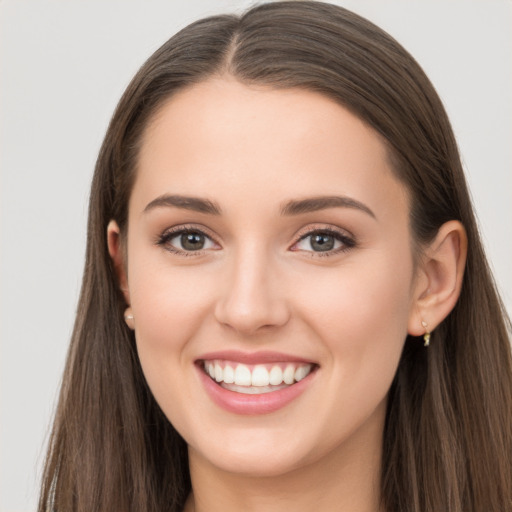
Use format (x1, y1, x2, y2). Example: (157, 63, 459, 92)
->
(1, 1, 511, 510)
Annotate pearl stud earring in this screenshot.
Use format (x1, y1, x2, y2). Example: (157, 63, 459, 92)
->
(124, 307, 135, 329)
(421, 320, 430, 347)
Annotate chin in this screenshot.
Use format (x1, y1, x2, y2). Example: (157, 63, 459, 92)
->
(186, 423, 322, 478)
(197, 445, 312, 478)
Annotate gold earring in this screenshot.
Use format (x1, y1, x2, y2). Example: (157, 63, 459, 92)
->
(124, 307, 135, 329)
(421, 320, 430, 347)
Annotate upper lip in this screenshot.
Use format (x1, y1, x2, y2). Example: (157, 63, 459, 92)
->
(196, 350, 316, 365)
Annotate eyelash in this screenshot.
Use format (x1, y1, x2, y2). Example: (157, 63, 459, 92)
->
(156, 224, 219, 257)
(292, 227, 356, 258)
(156, 224, 356, 258)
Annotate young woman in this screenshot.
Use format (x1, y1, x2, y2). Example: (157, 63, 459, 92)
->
(38, 2, 512, 511)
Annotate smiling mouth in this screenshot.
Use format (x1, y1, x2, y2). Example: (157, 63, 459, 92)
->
(201, 360, 317, 395)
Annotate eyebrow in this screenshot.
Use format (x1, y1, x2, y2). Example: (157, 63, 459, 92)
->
(280, 196, 376, 219)
(143, 194, 221, 215)
(143, 193, 375, 219)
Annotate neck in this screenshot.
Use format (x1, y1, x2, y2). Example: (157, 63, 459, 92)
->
(184, 406, 385, 512)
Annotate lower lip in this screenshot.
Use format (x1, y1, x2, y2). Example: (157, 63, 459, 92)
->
(196, 364, 316, 415)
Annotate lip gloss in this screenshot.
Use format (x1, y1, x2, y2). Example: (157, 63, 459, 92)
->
(196, 364, 316, 415)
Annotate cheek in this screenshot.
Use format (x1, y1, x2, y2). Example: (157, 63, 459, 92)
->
(297, 249, 414, 417)
(127, 254, 216, 368)
(127, 261, 219, 427)
(303, 254, 413, 342)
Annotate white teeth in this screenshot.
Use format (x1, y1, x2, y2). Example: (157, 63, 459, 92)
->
(222, 383, 290, 394)
(294, 365, 309, 382)
(269, 365, 283, 385)
(251, 365, 270, 386)
(223, 364, 235, 384)
(234, 364, 252, 386)
(283, 365, 295, 385)
(214, 363, 223, 382)
(204, 361, 314, 388)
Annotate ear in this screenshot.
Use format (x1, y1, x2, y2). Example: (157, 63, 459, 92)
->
(107, 220, 130, 305)
(408, 220, 467, 336)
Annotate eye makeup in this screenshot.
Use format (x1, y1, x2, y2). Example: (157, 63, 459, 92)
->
(155, 224, 220, 257)
(290, 224, 357, 258)
(155, 222, 356, 259)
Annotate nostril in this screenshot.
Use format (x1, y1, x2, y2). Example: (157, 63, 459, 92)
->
(214, 297, 291, 335)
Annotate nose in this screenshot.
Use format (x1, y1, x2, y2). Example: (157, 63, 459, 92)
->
(214, 246, 291, 336)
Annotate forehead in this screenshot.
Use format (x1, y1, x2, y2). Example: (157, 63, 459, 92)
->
(133, 77, 408, 220)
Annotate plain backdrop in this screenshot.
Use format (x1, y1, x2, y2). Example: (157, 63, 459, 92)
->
(1, 1, 511, 510)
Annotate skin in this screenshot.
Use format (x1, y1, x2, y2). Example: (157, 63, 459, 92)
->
(108, 77, 467, 512)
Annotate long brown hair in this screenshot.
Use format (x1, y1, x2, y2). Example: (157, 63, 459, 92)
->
(39, 2, 512, 511)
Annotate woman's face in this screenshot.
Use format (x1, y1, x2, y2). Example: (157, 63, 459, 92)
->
(120, 78, 422, 476)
